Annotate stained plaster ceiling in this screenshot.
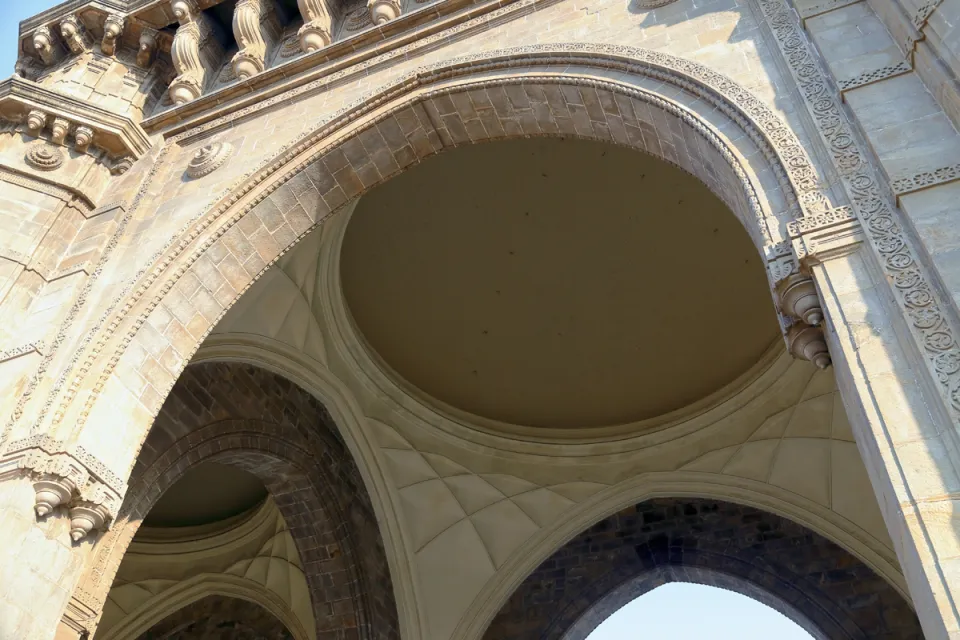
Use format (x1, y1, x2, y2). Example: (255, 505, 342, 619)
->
(340, 137, 780, 429)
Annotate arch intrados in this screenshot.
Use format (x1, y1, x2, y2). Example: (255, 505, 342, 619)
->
(96, 574, 310, 640)
(85, 421, 374, 640)
(452, 475, 908, 640)
(63, 45, 828, 457)
(556, 565, 829, 640)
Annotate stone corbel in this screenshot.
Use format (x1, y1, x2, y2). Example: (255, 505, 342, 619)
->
(368, 0, 402, 25)
(776, 274, 823, 326)
(787, 323, 831, 369)
(232, 0, 273, 80)
(26, 108, 47, 134)
(296, 0, 335, 52)
(137, 27, 159, 68)
(50, 117, 70, 144)
(74, 125, 94, 151)
(59, 15, 92, 55)
(101, 14, 126, 57)
(32, 25, 65, 66)
(169, 0, 220, 105)
(2, 438, 123, 542)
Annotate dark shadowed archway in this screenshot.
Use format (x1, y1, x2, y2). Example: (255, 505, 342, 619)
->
(483, 498, 921, 640)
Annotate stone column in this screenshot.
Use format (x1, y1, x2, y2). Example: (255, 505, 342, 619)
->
(796, 211, 960, 639)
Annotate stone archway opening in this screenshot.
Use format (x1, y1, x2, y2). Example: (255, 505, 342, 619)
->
(482, 498, 922, 640)
(579, 581, 818, 640)
(132, 595, 295, 640)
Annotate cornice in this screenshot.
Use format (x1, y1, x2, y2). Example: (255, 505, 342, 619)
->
(0, 77, 153, 158)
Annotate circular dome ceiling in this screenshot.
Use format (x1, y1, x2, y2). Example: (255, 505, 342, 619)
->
(144, 462, 267, 528)
(340, 138, 779, 430)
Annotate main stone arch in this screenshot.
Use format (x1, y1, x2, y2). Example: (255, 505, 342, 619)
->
(20, 46, 846, 640)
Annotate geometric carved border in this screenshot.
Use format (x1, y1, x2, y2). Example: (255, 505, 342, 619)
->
(837, 60, 911, 92)
(892, 163, 960, 196)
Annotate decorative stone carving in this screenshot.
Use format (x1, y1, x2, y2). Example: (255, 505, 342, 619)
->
(137, 27, 159, 67)
(232, 0, 272, 80)
(169, 0, 219, 105)
(101, 14, 125, 56)
(186, 141, 232, 178)
(25, 142, 64, 171)
(368, 0, 402, 25)
(73, 125, 94, 151)
(50, 117, 70, 144)
(32, 26, 59, 65)
(837, 60, 911, 91)
(59, 15, 91, 55)
(776, 274, 823, 325)
(110, 156, 134, 175)
(33, 475, 76, 517)
(68, 502, 110, 541)
(297, 0, 334, 51)
(631, 0, 678, 8)
(787, 324, 831, 369)
(26, 109, 47, 133)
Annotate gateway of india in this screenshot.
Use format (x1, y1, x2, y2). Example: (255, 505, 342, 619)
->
(3, 0, 960, 635)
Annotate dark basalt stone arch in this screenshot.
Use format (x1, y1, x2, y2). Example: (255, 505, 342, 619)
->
(482, 498, 922, 640)
(84, 362, 398, 640)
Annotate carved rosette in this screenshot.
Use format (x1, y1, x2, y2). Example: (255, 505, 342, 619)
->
(186, 141, 233, 178)
(297, 0, 334, 52)
(787, 324, 831, 369)
(59, 15, 91, 55)
(368, 0, 402, 25)
(25, 142, 64, 171)
(776, 274, 824, 325)
(232, 0, 271, 80)
(101, 14, 125, 56)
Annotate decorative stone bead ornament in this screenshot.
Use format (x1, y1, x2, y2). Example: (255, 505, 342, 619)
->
(26, 142, 65, 171)
(776, 274, 824, 325)
(186, 142, 233, 178)
(787, 324, 831, 369)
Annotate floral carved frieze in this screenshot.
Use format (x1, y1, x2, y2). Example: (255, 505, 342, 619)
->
(891, 163, 960, 196)
(0, 437, 123, 542)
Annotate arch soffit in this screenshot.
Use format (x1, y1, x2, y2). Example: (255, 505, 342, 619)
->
(450, 471, 910, 640)
(97, 573, 311, 640)
(67, 44, 830, 460)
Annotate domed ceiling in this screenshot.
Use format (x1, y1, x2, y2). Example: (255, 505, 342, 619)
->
(143, 462, 267, 528)
(340, 138, 780, 430)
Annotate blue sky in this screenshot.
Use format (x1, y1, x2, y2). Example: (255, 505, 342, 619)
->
(0, 2, 816, 639)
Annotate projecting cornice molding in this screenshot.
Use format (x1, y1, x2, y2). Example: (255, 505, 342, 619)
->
(0, 76, 153, 159)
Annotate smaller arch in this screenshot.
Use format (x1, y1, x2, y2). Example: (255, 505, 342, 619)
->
(74, 363, 399, 640)
(97, 574, 309, 640)
(482, 498, 922, 640)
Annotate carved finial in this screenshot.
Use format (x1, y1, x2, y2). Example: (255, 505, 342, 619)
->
(137, 27, 159, 67)
(33, 476, 76, 518)
(59, 15, 91, 55)
(787, 324, 831, 369)
(32, 26, 57, 65)
(26, 109, 47, 134)
(368, 0, 401, 25)
(68, 502, 110, 542)
(776, 274, 824, 326)
(101, 14, 125, 56)
(50, 118, 70, 144)
(296, 0, 333, 52)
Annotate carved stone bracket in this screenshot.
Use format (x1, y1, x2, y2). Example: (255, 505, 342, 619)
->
(32, 25, 65, 66)
(787, 323, 832, 369)
(297, 0, 336, 52)
(101, 14, 126, 57)
(169, 0, 222, 105)
(138, 27, 159, 68)
(0, 76, 152, 160)
(59, 15, 92, 55)
(232, 0, 277, 80)
(777, 274, 824, 326)
(369, 0, 403, 25)
(0, 438, 124, 542)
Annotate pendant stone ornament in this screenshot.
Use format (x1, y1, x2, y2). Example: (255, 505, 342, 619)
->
(25, 142, 64, 171)
(186, 142, 233, 178)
